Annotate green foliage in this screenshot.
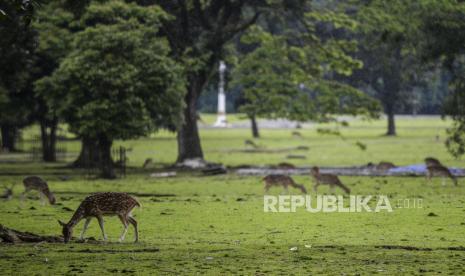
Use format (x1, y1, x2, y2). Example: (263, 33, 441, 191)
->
(35, 0, 185, 141)
(233, 11, 380, 123)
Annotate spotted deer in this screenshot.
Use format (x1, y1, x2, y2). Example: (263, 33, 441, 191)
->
(263, 175, 307, 194)
(426, 165, 457, 186)
(58, 192, 141, 243)
(310, 166, 350, 194)
(21, 176, 56, 205)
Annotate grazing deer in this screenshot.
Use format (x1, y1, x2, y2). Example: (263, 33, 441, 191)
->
(263, 175, 307, 194)
(1, 184, 14, 200)
(21, 176, 56, 205)
(376, 161, 396, 171)
(310, 166, 350, 194)
(426, 165, 457, 186)
(244, 139, 259, 148)
(424, 157, 442, 167)
(58, 192, 141, 243)
(142, 158, 153, 169)
(276, 162, 296, 170)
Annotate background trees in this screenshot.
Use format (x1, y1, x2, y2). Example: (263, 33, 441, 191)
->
(36, 0, 185, 178)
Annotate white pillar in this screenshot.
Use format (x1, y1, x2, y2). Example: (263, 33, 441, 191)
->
(214, 61, 228, 127)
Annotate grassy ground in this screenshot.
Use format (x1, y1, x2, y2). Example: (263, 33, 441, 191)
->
(1, 116, 465, 275)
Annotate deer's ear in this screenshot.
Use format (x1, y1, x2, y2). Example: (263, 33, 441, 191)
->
(58, 220, 66, 227)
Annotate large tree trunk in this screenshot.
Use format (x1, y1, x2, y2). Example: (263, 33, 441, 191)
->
(250, 115, 260, 138)
(386, 109, 396, 136)
(98, 134, 115, 179)
(72, 137, 100, 168)
(176, 76, 207, 163)
(0, 125, 17, 152)
(40, 117, 58, 162)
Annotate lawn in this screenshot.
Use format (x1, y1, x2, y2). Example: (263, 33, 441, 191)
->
(1, 116, 465, 275)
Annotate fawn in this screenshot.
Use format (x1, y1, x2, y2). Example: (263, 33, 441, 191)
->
(310, 166, 350, 194)
(1, 184, 14, 200)
(58, 192, 141, 243)
(424, 157, 442, 167)
(426, 165, 457, 186)
(263, 175, 307, 194)
(21, 176, 56, 205)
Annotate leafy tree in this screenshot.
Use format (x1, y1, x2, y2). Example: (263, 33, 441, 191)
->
(420, 0, 465, 157)
(37, 0, 185, 178)
(352, 0, 423, 136)
(233, 12, 380, 138)
(133, 0, 308, 164)
(31, 1, 74, 161)
(0, 0, 37, 151)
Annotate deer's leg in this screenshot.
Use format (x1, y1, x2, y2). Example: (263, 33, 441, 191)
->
(20, 188, 30, 203)
(264, 183, 270, 194)
(127, 216, 138, 242)
(96, 216, 107, 241)
(80, 218, 91, 240)
(39, 193, 46, 206)
(118, 215, 129, 242)
(313, 183, 319, 194)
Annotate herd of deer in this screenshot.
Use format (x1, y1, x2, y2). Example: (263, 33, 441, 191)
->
(2, 176, 140, 243)
(263, 157, 458, 194)
(0, 156, 458, 243)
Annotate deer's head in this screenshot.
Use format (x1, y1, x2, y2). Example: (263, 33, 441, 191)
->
(58, 220, 72, 243)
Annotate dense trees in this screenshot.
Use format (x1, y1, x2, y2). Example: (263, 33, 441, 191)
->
(2, 0, 465, 172)
(36, 1, 185, 178)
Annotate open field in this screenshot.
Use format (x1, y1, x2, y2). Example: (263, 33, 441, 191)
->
(1, 116, 465, 275)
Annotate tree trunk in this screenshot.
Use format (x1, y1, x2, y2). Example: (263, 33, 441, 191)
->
(0, 125, 17, 152)
(250, 115, 260, 138)
(40, 117, 58, 162)
(72, 137, 100, 168)
(386, 111, 396, 136)
(98, 134, 115, 179)
(176, 76, 206, 163)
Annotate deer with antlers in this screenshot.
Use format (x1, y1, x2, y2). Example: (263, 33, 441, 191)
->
(21, 176, 56, 205)
(58, 192, 141, 243)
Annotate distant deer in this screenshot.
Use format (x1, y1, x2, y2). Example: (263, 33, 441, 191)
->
(21, 176, 56, 205)
(245, 139, 259, 148)
(426, 165, 457, 186)
(276, 162, 296, 170)
(310, 166, 350, 194)
(58, 192, 141, 243)
(292, 131, 302, 138)
(142, 158, 153, 169)
(263, 175, 307, 194)
(376, 161, 396, 171)
(424, 157, 442, 167)
(1, 184, 14, 200)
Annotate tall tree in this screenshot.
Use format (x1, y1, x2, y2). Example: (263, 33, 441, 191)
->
(32, 1, 74, 161)
(232, 12, 380, 137)
(37, 0, 185, 178)
(354, 0, 422, 136)
(419, 0, 465, 157)
(135, 0, 307, 164)
(0, 0, 36, 151)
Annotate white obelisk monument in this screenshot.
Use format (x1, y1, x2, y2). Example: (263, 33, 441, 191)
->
(214, 61, 228, 127)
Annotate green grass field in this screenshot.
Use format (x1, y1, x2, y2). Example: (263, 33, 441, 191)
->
(1, 116, 465, 275)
